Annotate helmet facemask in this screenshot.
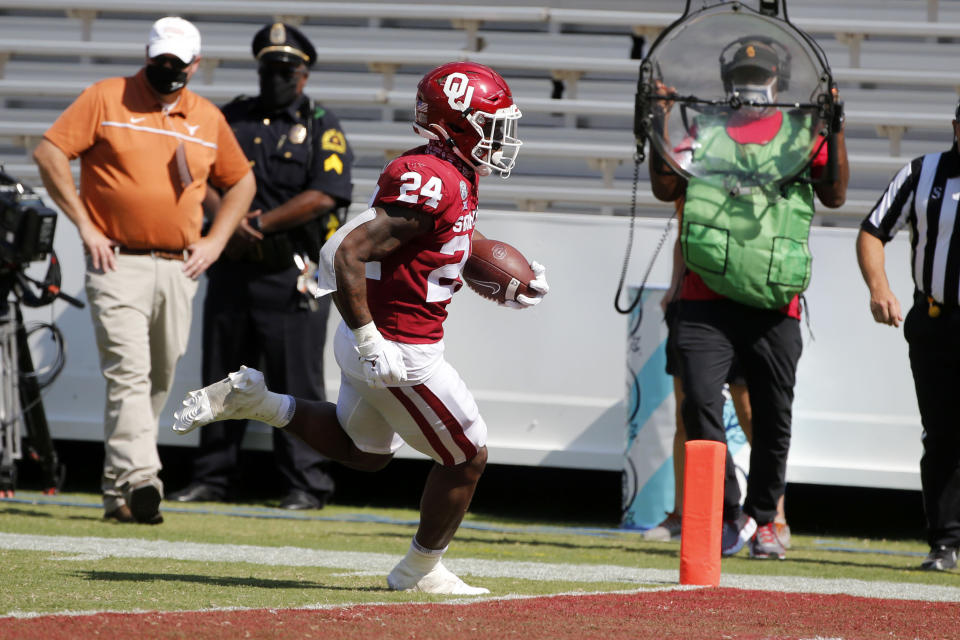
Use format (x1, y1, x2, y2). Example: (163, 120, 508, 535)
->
(466, 105, 522, 177)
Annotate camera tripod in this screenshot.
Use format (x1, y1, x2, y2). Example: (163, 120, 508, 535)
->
(0, 266, 82, 497)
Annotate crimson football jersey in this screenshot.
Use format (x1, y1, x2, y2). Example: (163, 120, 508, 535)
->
(367, 143, 480, 344)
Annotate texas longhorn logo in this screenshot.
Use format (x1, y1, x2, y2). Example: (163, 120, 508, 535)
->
(443, 72, 475, 112)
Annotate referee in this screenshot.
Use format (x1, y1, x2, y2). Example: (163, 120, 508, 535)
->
(856, 102, 960, 571)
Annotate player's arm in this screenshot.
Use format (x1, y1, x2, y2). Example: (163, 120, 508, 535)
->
(332, 204, 432, 328)
(326, 204, 432, 388)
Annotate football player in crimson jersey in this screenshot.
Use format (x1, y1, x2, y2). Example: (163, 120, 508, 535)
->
(173, 62, 548, 595)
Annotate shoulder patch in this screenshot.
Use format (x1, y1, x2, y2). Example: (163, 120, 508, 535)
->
(324, 154, 344, 175)
(321, 129, 347, 153)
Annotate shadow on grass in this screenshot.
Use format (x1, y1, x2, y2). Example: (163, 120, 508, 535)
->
(0, 507, 55, 518)
(72, 570, 387, 592)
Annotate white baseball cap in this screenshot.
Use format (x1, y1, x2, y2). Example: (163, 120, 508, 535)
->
(147, 17, 201, 64)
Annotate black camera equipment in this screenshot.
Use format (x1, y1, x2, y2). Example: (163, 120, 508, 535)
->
(0, 168, 84, 497)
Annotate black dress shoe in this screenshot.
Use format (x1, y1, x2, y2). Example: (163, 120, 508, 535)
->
(921, 545, 958, 571)
(103, 504, 135, 523)
(127, 482, 164, 525)
(168, 483, 225, 503)
(279, 489, 328, 510)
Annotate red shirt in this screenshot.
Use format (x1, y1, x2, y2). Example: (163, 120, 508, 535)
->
(679, 111, 828, 319)
(367, 143, 479, 343)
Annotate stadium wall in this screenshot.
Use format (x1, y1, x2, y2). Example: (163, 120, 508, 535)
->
(21, 205, 921, 490)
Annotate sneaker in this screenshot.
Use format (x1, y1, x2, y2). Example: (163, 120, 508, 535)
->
(721, 512, 757, 556)
(643, 512, 682, 541)
(920, 545, 958, 571)
(173, 366, 287, 434)
(387, 558, 489, 595)
(749, 522, 786, 559)
(774, 520, 792, 550)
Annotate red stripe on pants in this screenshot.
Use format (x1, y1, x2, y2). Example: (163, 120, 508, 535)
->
(388, 386, 455, 466)
(412, 383, 477, 460)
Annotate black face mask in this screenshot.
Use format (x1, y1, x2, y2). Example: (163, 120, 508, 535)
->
(145, 63, 188, 95)
(258, 71, 299, 111)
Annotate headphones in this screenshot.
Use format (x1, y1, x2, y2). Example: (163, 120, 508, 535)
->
(719, 35, 792, 93)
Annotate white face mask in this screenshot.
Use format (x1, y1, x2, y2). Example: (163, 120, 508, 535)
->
(731, 78, 776, 117)
(733, 82, 774, 107)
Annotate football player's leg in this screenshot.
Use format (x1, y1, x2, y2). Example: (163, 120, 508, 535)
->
(285, 372, 396, 472)
(172, 366, 292, 433)
(373, 361, 489, 595)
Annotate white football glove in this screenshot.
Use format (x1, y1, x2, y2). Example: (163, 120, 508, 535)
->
(354, 323, 407, 388)
(504, 260, 549, 309)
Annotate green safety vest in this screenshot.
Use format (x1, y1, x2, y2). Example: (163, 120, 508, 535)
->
(681, 111, 817, 309)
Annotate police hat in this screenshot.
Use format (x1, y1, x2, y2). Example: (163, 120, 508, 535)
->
(252, 22, 316, 67)
(724, 40, 779, 79)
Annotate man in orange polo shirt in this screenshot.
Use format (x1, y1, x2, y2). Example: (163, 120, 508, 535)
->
(33, 16, 255, 524)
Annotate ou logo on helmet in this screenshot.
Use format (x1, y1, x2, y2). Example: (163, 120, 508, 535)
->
(443, 72, 475, 112)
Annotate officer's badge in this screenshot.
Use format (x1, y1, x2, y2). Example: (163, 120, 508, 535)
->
(289, 123, 307, 144)
(270, 23, 286, 45)
(321, 129, 347, 153)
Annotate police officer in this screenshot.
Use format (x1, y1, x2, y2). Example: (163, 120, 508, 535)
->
(171, 22, 353, 509)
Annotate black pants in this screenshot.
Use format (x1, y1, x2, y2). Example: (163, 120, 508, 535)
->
(190, 263, 335, 499)
(676, 299, 802, 524)
(904, 295, 960, 548)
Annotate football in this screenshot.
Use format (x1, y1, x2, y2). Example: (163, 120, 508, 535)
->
(462, 238, 536, 304)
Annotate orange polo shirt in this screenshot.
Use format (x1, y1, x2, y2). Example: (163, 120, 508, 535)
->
(43, 68, 250, 251)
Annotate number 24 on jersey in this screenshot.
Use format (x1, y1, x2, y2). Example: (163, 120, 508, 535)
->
(397, 171, 443, 208)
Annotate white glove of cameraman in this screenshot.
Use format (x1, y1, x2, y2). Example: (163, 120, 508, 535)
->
(504, 260, 549, 309)
(353, 322, 407, 388)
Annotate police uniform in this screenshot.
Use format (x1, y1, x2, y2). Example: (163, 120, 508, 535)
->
(187, 23, 353, 506)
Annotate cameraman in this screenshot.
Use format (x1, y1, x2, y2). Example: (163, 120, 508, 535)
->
(33, 17, 254, 524)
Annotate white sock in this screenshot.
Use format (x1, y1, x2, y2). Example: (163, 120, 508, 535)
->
(403, 537, 446, 574)
(226, 369, 295, 427)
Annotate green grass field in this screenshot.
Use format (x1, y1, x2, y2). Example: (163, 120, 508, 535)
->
(1, 491, 957, 616)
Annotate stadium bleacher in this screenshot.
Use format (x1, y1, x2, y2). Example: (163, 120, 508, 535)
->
(0, 1, 957, 221)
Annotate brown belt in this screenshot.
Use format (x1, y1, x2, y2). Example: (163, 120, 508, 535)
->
(116, 247, 188, 262)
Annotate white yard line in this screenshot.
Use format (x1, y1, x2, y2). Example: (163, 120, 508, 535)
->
(1, 531, 959, 619)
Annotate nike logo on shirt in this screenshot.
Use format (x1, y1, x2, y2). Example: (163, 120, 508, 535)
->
(130, 116, 146, 124)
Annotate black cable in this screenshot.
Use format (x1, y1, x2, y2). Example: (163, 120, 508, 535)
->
(613, 157, 644, 314)
(614, 156, 677, 315)
(21, 321, 66, 390)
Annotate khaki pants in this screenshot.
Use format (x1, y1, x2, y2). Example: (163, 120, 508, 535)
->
(86, 253, 198, 511)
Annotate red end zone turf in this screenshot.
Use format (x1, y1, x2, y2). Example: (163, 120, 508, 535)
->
(1, 588, 955, 640)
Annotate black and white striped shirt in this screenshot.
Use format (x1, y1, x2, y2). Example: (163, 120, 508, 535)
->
(862, 145, 960, 306)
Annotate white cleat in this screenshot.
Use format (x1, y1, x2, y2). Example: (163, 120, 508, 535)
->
(387, 559, 489, 595)
(173, 366, 279, 434)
